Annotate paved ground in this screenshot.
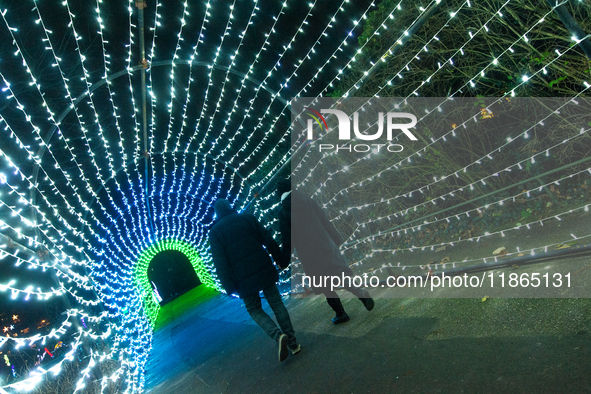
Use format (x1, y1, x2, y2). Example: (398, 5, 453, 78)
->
(144, 209, 591, 394)
(144, 280, 591, 393)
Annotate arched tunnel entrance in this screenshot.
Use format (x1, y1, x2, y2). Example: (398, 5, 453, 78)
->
(134, 239, 218, 326)
(147, 250, 201, 305)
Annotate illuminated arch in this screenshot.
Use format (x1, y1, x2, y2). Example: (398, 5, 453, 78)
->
(133, 239, 218, 326)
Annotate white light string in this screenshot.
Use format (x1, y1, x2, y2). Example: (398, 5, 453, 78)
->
(159, 0, 192, 228)
(0, 120, 107, 259)
(293, 1, 576, 190)
(331, 96, 591, 223)
(216, 0, 329, 165)
(301, 34, 590, 206)
(364, 230, 591, 276)
(171, 0, 238, 223)
(234, 1, 380, 178)
(0, 8, 144, 268)
(344, 170, 591, 262)
(93, 0, 152, 251)
(225, 2, 380, 211)
(242, 0, 436, 196)
(1, 1, 589, 392)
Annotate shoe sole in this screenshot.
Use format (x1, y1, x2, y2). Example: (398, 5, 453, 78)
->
(332, 315, 350, 324)
(290, 345, 301, 355)
(278, 334, 288, 362)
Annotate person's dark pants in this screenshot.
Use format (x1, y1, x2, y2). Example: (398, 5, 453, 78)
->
(243, 285, 297, 347)
(323, 287, 369, 314)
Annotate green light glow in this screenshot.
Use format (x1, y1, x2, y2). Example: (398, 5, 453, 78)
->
(133, 239, 218, 326)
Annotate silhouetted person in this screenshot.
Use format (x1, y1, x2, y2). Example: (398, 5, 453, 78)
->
(209, 198, 300, 362)
(276, 179, 374, 324)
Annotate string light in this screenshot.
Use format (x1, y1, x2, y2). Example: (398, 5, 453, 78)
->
(329, 99, 591, 220)
(293, 1, 582, 187)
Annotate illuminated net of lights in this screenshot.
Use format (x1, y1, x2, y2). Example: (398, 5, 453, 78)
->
(0, 0, 378, 391)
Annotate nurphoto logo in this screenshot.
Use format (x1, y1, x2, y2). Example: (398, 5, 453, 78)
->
(297, 99, 419, 153)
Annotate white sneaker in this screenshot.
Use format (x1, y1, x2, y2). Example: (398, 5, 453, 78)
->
(278, 334, 288, 362)
(289, 344, 301, 355)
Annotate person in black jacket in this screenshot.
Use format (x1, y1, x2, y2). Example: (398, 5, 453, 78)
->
(276, 179, 374, 324)
(208, 198, 300, 362)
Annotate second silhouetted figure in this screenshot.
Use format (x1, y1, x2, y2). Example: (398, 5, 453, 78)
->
(276, 179, 374, 324)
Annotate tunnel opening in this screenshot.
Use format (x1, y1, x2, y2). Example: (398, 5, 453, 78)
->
(133, 239, 218, 327)
(147, 249, 201, 305)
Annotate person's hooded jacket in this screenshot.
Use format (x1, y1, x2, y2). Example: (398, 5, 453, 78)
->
(209, 199, 282, 298)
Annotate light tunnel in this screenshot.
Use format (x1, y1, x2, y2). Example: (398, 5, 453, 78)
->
(24, 60, 287, 317)
(0, 43, 294, 392)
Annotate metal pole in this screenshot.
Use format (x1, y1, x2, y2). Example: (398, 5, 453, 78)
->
(434, 242, 591, 277)
(548, 0, 591, 61)
(137, 1, 156, 238)
(0, 232, 89, 286)
(138, 1, 148, 157)
(346, 0, 445, 97)
(371, 242, 591, 291)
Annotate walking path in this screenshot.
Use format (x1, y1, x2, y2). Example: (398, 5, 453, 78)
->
(144, 272, 590, 393)
(145, 208, 591, 393)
